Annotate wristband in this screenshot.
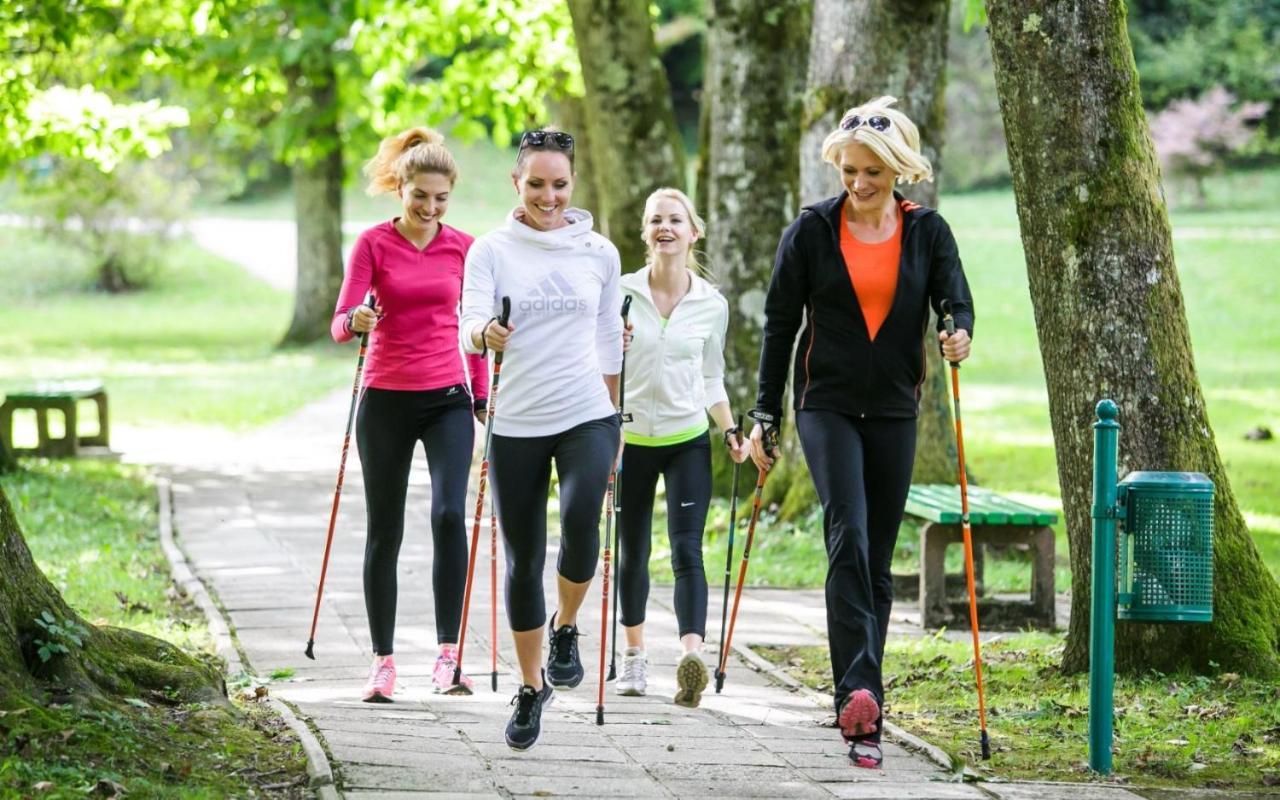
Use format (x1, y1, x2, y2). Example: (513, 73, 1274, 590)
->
(345, 307, 358, 334)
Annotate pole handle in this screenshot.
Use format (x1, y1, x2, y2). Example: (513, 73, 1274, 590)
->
(499, 296, 511, 327)
(940, 298, 960, 367)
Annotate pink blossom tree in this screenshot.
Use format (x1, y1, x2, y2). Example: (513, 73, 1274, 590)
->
(1149, 86, 1268, 204)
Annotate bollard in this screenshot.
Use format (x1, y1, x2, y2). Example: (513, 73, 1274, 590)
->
(1089, 399, 1120, 775)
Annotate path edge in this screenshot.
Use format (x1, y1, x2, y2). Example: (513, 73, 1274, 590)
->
(156, 474, 341, 800)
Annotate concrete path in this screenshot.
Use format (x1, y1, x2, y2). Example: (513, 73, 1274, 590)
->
(150, 389, 1148, 800)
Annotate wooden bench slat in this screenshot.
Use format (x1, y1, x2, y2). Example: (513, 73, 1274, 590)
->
(906, 484, 1059, 526)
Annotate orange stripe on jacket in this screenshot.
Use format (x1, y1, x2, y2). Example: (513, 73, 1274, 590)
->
(839, 205, 901, 341)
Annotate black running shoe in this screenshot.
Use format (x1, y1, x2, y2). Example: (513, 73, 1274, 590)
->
(505, 679, 554, 751)
(546, 614, 584, 689)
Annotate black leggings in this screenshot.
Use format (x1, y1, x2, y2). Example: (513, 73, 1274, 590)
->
(490, 415, 620, 632)
(617, 433, 711, 638)
(796, 410, 916, 725)
(357, 386, 474, 655)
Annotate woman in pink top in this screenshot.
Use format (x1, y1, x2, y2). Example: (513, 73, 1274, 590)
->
(331, 127, 489, 701)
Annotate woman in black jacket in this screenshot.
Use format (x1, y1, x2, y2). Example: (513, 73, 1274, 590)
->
(748, 95, 974, 769)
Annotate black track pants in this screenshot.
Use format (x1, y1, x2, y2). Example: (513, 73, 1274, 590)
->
(617, 433, 712, 638)
(357, 386, 475, 655)
(796, 409, 916, 726)
(489, 415, 620, 632)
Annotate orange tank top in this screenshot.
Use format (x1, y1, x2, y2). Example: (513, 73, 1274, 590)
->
(839, 205, 900, 341)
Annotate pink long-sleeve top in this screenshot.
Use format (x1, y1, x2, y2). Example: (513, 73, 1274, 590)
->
(331, 220, 489, 401)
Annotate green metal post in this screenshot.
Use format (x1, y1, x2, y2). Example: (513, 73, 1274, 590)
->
(1089, 399, 1120, 774)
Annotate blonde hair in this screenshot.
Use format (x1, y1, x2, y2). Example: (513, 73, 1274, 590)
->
(640, 187, 713, 280)
(363, 127, 457, 195)
(820, 96, 933, 184)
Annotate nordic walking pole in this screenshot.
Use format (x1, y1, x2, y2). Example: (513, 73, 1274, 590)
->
(714, 413, 744, 693)
(305, 292, 377, 660)
(455, 297, 511, 689)
(941, 298, 992, 760)
(716, 422, 778, 689)
(607, 295, 633, 682)
(490, 500, 499, 692)
(598, 295, 632, 722)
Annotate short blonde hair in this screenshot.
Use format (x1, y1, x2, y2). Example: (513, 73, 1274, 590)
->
(821, 96, 932, 184)
(640, 187, 712, 279)
(363, 127, 457, 195)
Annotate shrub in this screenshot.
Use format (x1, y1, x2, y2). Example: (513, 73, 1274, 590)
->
(17, 155, 194, 292)
(1149, 86, 1269, 204)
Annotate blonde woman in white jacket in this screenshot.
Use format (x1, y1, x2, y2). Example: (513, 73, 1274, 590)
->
(615, 188, 751, 707)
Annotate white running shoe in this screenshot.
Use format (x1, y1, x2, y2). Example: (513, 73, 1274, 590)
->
(615, 647, 648, 696)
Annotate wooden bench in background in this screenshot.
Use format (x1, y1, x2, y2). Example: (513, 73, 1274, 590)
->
(902, 484, 1059, 630)
(0, 381, 111, 458)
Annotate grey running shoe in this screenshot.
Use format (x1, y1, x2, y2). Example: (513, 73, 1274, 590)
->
(673, 651, 709, 708)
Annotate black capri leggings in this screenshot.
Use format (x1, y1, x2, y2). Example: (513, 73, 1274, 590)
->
(357, 386, 475, 655)
(617, 433, 712, 638)
(490, 415, 620, 632)
(796, 409, 916, 724)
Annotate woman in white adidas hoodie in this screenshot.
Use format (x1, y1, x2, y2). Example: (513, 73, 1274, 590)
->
(459, 129, 623, 752)
(614, 188, 751, 708)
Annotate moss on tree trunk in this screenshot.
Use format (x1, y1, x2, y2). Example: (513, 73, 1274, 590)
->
(985, 0, 1280, 676)
(801, 0, 959, 489)
(703, 0, 811, 499)
(567, 0, 687, 272)
(0, 485, 225, 705)
(280, 56, 345, 347)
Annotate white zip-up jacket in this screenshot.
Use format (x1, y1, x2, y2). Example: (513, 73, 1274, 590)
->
(460, 207, 623, 437)
(621, 266, 730, 442)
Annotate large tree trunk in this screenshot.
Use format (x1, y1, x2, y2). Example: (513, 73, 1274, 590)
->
(546, 93, 602, 222)
(703, 0, 812, 500)
(0, 484, 224, 703)
(801, 0, 958, 487)
(280, 57, 345, 347)
(567, 0, 687, 272)
(985, 0, 1280, 676)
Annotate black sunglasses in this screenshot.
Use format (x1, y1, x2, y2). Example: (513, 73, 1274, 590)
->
(840, 114, 891, 133)
(519, 130, 575, 152)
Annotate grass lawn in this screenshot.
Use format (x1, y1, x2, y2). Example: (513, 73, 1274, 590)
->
(0, 460, 309, 797)
(0, 230, 353, 434)
(756, 635, 1280, 791)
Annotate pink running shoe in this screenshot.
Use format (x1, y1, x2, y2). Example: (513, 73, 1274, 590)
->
(838, 688, 880, 740)
(433, 647, 474, 695)
(849, 740, 884, 769)
(362, 656, 396, 703)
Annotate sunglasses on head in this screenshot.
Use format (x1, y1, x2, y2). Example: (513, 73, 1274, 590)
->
(519, 130, 575, 152)
(840, 114, 891, 133)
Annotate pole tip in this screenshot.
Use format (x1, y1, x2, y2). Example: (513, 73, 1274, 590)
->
(981, 730, 991, 760)
(491, 672, 498, 692)
(595, 708, 604, 726)
(304, 641, 315, 660)
(714, 672, 725, 693)
(607, 665, 616, 681)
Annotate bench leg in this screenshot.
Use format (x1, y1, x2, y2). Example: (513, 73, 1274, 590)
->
(80, 392, 110, 448)
(0, 403, 13, 455)
(1030, 525, 1056, 629)
(920, 522, 958, 628)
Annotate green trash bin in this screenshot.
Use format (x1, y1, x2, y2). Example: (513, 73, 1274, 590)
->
(1116, 471, 1214, 622)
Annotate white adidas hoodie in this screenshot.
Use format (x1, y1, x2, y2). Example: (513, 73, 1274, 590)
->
(620, 266, 730, 441)
(460, 208, 623, 437)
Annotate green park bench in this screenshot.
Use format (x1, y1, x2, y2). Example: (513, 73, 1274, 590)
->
(903, 484, 1059, 630)
(0, 381, 111, 458)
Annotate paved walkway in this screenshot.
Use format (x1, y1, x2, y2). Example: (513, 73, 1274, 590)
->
(149, 389, 1151, 800)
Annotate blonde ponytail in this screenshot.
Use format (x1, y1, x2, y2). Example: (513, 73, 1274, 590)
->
(363, 127, 458, 195)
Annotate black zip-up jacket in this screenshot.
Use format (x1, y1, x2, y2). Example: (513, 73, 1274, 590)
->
(754, 191, 974, 422)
